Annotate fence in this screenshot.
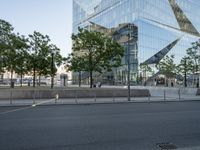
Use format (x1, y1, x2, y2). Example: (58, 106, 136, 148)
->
(0, 88, 199, 106)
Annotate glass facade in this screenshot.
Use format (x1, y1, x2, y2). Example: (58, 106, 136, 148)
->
(73, 0, 200, 85)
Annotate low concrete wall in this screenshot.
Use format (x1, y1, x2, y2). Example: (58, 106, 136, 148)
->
(197, 89, 200, 96)
(130, 86, 198, 97)
(0, 88, 150, 100)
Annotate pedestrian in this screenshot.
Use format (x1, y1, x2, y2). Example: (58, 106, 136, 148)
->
(171, 81, 174, 87)
(98, 82, 101, 88)
(93, 84, 96, 88)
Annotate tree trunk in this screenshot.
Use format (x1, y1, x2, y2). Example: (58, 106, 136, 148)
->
(51, 75, 54, 89)
(39, 75, 41, 86)
(184, 70, 187, 87)
(10, 70, 13, 88)
(20, 72, 23, 87)
(90, 71, 93, 88)
(33, 67, 36, 87)
(196, 63, 198, 88)
(78, 71, 81, 87)
(192, 71, 195, 88)
(165, 77, 168, 87)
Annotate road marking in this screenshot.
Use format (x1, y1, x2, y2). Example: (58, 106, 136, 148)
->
(0, 99, 55, 115)
(32, 99, 55, 107)
(0, 106, 32, 115)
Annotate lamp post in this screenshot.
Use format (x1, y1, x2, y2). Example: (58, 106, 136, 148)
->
(51, 51, 55, 89)
(198, 44, 200, 88)
(127, 30, 131, 101)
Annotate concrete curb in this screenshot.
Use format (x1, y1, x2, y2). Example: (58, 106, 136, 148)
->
(0, 98, 200, 107)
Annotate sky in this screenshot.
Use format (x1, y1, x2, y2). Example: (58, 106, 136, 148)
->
(0, 0, 72, 57)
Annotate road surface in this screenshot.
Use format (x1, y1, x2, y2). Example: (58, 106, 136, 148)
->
(0, 101, 200, 150)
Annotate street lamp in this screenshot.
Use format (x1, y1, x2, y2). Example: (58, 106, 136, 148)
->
(51, 50, 55, 89)
(184, 58, 187, 87)
(127, 32, 131, 101)
(126, 24, 137, 101)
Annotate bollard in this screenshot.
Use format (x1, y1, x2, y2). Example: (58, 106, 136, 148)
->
(55, 94, 59, 103)
(10, 91, 12, 105)
(148, 93, 150, 102)
(164, 90, 166, 102)
(33, 90, 36, 105)
(75, 91, 78, 104)
(94, 91, 97, 103)
(112, 90, 115, 102)
(178, 88, 181, 101)
(39, 90, 41, 99)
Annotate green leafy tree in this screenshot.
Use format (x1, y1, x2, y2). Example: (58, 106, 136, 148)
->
(14, 35, 30, 86)
(6, 34, 27, 86)
(0, 19, 14, 76)
(156, 55, 177, 86)
(177, 56, 193, 87)
(28, 31, 64, 88)
(2, 32, 29, 87)
(48, 44, 64, 88)
(139, 63, 153, 85)
(28, 31, 51, 87)
(67, 28, 124, 88)
(186, 41, 200, 87)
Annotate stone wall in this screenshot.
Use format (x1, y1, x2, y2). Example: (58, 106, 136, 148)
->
(196, 89, 200, 96)
(0, 88, 150, 100)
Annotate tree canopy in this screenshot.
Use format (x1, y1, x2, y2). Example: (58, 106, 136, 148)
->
(0, 19, 65, 88)
(67, 28, 124, 88)
(28, 31, 64, 87)
(156, 55, 177, 79)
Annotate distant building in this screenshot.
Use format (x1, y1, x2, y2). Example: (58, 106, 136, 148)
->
(73, 0, 200, 85)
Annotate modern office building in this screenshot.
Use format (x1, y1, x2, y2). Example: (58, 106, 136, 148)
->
(73, 0, 200, 85)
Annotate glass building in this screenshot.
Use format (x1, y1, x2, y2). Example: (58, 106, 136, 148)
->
(73, 0, 200, 85)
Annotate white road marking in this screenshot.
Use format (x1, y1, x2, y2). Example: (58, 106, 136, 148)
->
(0, 99, 55, 115)
(31, 99, 55, 107)
(0, 106, 32, 115)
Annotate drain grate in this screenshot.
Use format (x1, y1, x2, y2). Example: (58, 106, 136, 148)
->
(157, 142, 177, 149)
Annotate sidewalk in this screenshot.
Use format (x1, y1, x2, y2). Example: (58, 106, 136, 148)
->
(0, 95, 199, 107)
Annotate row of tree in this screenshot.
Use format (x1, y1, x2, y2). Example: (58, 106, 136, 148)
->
(67, 28, 200, 88)
(0, 19, 65, 88)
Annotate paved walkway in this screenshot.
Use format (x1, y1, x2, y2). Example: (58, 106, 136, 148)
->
(0, 94, 199, 107)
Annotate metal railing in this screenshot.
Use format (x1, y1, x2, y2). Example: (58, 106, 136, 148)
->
(0, 88, 199, 106)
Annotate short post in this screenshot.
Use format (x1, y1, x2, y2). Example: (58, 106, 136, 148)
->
(178, 88, 181, 101)
(39, 90, 41, 99)
(112, 90, 115, 102)
(10, 90, 13, 105)
(148, 93, 150, 102)
(75, 91, 78, 104)
(164, 90, 166, 102)
(55, 94, 59, 103)
(33, 90, 36, 105)
(94, 91, 97, 103)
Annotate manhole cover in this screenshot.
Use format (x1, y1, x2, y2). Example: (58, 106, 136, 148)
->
(157, 142, 177, 149)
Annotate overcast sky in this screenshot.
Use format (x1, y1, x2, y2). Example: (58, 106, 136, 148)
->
(0, 0, 72, 57)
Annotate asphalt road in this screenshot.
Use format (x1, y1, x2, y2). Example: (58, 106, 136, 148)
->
(0, 102, 200, 150)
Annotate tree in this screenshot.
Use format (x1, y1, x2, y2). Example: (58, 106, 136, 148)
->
(48, 44, 64, 88)
(177, 56, 193, 87)
(0, 19, 14, 76)
(156, 55, 177, 86)
(28, 31, 64, 88)
(28, 31, 51, 87)
(14, 35, 30, 86)
(186, 41, 200, 87)
(67, 28, 124, 88)
(4, 33, 29, 86)
(139, 63, 153, 85)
